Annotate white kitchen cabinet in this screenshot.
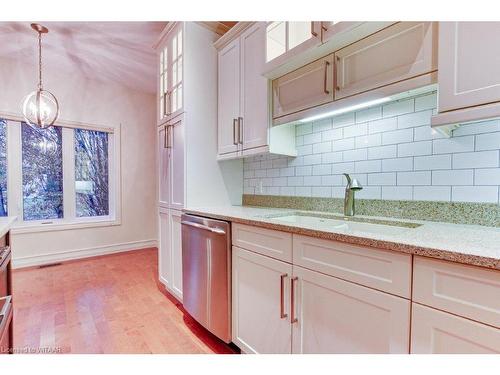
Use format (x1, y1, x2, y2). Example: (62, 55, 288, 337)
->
(157, 22, 183, 124)
(216, 22, 296, 160)
(272, 54, 334, 119)
(158, 207, 171, 289)
(265, 22, 322, 67)
(158, 208, 183, 301)
(335, 22, 437, 100)
(291, 265, 410, 354)
(437, 22, 500, 113)
(158, 125, 170, 208)
(232, 246, 292, 354)
(217, 38, 241, 156)
(411, 303, 500, 354)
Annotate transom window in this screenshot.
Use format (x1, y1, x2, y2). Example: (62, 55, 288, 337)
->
(0, 117, 119, 230)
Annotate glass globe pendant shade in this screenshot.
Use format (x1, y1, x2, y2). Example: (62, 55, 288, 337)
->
(22, 88, 59, 129)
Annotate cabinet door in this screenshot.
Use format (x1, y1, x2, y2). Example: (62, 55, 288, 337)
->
(438, 22, 500, 112)
(168, 117, 184, 210)
(168, 23, 184, 119)
(335, 22, 437, 100)
(321, 22, 362, 43)
(241, 22, 269, 151)
(232, 246, 292, 354)
(168, 209, 183, 301)
(272, 54, 334, 119)
(291, 265, 410, 354)
(158, 125, 170, 207)
(411, 303, 500, 354)
(218, 38, 241, 156)
(158, 208, 171, 288)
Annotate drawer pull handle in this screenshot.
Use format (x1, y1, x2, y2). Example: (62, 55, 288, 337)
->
(290, 276, 298, 324)
(280, 273, 288, 319)
(310, 23, 318, 37)
(324, 60, 330, 95)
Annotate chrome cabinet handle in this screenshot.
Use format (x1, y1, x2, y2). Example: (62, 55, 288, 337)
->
(163, 125, 168, 149)
(324, 60, 330, 95)
(233, 118, 238, 145)
(280, 273, 288, 319)
(238, 117, 243, 144)
(290, 276, 298, 324)
(310, 22, 318, 37)
(181, 221, 226, 235)
(163, 92, 167, 118)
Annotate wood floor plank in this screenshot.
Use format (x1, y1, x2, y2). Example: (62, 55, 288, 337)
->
(12, 248, 239, 354)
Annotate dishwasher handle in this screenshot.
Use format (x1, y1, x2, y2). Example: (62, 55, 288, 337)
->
(181, 220, 226, 235)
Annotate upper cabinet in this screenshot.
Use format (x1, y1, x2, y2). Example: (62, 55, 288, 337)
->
(320, 22, 362, 43)
(431, 22, 500, 132)
(272, 22, 438, 125)
(157, 23, 184, 124)
(335, 22, 437, 100)
(215, 22, 296, 160)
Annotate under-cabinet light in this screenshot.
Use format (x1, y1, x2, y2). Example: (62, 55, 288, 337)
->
(298, 97, 392, 123)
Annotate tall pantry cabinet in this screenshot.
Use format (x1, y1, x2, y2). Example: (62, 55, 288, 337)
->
(155, 22, 242, 301)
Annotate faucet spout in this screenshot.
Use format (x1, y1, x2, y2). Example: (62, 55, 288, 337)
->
(343, 173, 363, 216)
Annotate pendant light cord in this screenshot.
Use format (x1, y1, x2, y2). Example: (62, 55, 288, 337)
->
(38, 31, 43, 90)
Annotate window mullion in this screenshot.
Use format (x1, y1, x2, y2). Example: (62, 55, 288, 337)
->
(62, 127, 76, 221)
(6, 121, 22, 220)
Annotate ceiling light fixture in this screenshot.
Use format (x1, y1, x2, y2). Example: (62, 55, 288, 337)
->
(21, 23, 60, 129)
(298, 97, 392, 123)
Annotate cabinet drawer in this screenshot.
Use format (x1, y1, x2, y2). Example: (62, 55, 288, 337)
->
(413, 256, 500, 328)
(232, 224, 292, 262)
(272, 54, 334, 119)
(293, 234, 411, 298)
(411, 303, 500, 354)
(335, 22, 437, 99)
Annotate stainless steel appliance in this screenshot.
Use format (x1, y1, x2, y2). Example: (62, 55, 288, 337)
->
(181, 214, 231, 343)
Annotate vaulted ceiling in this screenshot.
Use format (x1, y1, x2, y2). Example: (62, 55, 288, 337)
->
(0, 22, 167, 94)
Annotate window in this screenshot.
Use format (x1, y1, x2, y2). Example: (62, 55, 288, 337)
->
(0, 117, 118, 230)
(0, 120, 7, 217)
(22, 123, 63, 220)
(75, 129, 109, 217)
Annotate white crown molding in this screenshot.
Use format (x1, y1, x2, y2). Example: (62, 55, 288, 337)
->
(213, 22, 255, 50)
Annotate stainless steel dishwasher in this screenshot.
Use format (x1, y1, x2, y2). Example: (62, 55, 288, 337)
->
(181, 214, 231, 343)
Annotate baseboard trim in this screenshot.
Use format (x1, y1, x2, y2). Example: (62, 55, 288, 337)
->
(12, 239, 158, 269)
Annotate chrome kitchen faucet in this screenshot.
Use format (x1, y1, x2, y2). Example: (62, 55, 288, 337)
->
(343, 173, 363, 216)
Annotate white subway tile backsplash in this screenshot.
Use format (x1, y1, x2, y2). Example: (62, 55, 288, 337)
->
(382, 186, 413, 200)
(414, 155, 452, 171)
(414, 92, 437, 111)
(452, 186, 499, 203)
(452, 150, 499, 169)
(368, 117, 397, 134)
(397, 171, 431, 186)
(432, 169, 474, 186)
(368, 145, 397, 160)
(414, 186, 451, 201)
(476, 132, 500, 151)
(344, 123, 368, 138)
(343, 148, 368, 162)
(382, 157, 413, 172)
(433, 136, 475, 154)
(382, 128, 413, 145)
(475, 169, 500, 185)
(368, 172, 397, 186)
(243, 94, 500, 204)
(355, 160, 382, 173)
(356, 107, 382, 123)
(382, 99, 414, 117)
(397, 141, 432, 157)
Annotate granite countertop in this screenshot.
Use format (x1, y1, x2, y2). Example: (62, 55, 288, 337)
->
(0, 216, 16, 238)
(183, 206, 500, 270)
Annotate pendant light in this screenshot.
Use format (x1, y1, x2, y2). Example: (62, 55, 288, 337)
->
(21, 23, 60, 129)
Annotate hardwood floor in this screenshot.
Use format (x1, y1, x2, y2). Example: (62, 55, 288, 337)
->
(12, 248, 238, 354)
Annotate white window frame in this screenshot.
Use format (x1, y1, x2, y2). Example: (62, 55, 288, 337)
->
(0, 112, 121, 234)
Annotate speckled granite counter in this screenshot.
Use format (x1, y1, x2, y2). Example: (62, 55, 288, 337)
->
(183, 206, 500, 270)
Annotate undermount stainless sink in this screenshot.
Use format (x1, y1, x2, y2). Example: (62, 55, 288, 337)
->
(258, 212, 421, 236)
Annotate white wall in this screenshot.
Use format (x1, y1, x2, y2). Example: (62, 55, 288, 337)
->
(244, 91, 500, 204)
(0, 56, 157, 267)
